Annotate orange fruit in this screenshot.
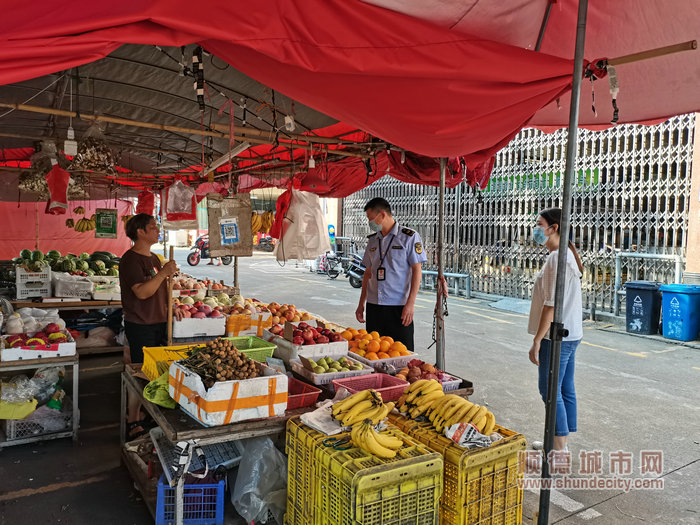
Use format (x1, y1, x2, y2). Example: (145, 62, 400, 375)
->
(358, 339, 369, 350)
(365, 352, 379, 360)
(370, 331, 380, 340)
(358, 329, 367, 335)
(362, 334, 373, 342)
(379, 340, 391, 352)
(388, 350, 401, 358)
(399, 348, 411, 356)
(389, 341, 404, 353)
(380, 336, 394, 344)
(367, 340, 380, 353)
(341, 330, 353, 341)
(377, 351, 390, 359)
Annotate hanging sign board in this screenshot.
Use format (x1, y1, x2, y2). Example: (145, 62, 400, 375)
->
(207, 193, 253, 257)
(95, 208, 118, 238)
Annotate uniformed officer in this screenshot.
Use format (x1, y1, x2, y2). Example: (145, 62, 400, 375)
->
(355, 198, 427, 351)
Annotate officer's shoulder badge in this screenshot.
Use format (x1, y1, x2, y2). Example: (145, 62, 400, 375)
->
(401, 227, 415, 236)
(415, 242, 423, 254)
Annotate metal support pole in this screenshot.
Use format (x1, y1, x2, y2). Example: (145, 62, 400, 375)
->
(234, 256, 239, 289)
(614, 253, 622, 316)
(435, 158, 447, 370)
(538, 1, 588, 523)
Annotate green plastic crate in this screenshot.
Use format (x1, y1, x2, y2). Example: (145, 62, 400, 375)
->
(222, 335, 276, 362)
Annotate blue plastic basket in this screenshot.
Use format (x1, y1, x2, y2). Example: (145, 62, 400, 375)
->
(155, 475, 225, 525)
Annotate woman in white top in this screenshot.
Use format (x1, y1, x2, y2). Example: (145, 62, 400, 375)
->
(528, 208, 584, 452)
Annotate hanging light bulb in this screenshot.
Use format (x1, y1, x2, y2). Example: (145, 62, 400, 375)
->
(308, 154, 316, 169)
(64, 74, 78, 156)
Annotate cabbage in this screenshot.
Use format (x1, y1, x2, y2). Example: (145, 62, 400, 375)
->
(181, 297, 195, 305)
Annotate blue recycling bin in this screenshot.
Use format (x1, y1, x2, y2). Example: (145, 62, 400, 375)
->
(624, 281, 662, 335)
(659, 284, 700, 341)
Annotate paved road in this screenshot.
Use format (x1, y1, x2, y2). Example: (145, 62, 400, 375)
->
(180, 250, 700, 524)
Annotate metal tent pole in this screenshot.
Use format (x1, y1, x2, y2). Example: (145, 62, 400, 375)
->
(435, 158, 447, 370)
(537, 0, 588, 523)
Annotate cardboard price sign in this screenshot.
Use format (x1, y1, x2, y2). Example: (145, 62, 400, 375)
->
(95, 208, 118, 238)
(207, 193, 253, 257)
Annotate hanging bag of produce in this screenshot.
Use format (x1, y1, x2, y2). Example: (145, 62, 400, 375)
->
(44, 164, 71, 215)
(68, 122, 115, 173)
(135, 189, 155, 215)
(161, 179, 198, 230)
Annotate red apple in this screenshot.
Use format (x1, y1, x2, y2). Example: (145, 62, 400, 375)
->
(193, 301, 203, 308)
(199, 305, 213, 315)
(284, 311, 295, 322)
(182, 310, 192, 318)
(316, 335, 329, 344)
(298, 322, 309, 329)
(44, 323, 61, 334)
(330, 333, 343, 342)
(208, 310, 223, 318)
(192, 312, 207, 319)
(292, 336, 304, 345)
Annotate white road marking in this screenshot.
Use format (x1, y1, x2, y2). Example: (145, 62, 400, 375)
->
(577, 508, 603, 520)
(309, 296, 352, 306)
(527, 487, 598, 517)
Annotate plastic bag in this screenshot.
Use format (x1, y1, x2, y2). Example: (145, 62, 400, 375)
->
(274, 189, 331, 262)
(1, 367, 64, 404)
(143, 372, 176, 409)
(45, 164, 71, 215)
(161, 180, 197, 229)
(69, 123, 115, 173)
(136, 189, 155, 215)
(231, 437, 287, 524)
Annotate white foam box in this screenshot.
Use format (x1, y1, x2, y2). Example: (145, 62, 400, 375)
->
(0, 332, 77, 361)
(172, 317, 226, 338)
(168, 361, 287, 427)
(265, 321, 348, 364)
(290, 353, 373, 386)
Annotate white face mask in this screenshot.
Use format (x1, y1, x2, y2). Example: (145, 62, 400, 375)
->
(368, 217, 382, 232)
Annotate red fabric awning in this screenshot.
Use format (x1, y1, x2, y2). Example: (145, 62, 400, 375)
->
(0, 0, 574, 163)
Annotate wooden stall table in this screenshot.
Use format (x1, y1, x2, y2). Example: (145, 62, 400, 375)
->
(11, 299, 124, 355)
(0, 354, 79, 448)
(120, 364, 313, 521)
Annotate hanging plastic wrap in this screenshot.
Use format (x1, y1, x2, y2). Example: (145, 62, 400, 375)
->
(274, 189, 331, 262)
(68, 122, 115, 173)
(67, 173, 89, 200)
(135, 189, 155, 215)
(161, 179, 197, 230)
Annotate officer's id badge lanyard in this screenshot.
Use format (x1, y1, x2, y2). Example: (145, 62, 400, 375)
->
(376, 234, 395, 281)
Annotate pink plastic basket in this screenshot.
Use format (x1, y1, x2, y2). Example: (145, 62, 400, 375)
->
(332, 373, 409, 402)
(287, 377, 322, 410)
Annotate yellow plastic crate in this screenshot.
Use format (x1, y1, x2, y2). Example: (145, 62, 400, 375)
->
(286, 417, 443, 525)
(389, 414, 526, 525)
(142, 345, 193, 381)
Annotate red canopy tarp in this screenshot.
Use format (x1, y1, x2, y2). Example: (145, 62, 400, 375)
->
(0, 199, 132, 259)
(0, 0, 574, 164)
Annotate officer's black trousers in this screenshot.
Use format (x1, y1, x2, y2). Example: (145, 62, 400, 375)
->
(366, 302, 415, 351)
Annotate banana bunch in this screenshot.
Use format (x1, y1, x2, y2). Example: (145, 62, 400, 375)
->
(260, 211, 274, 233)
(251, 212, 263, 234)
(73, 206, 85, 214)
(65, 218, 75, 228)
(428, 395, 496, 435)
(331, 390, 395, 427)
(351, 419, 404, 459)
(74, 216, 96, 233)
(396, 379, 445, 419)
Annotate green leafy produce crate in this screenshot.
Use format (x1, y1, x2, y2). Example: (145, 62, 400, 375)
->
(222, 335, 276, 362)
(285, 416, 443, 525)
(389, 414, 526, 525)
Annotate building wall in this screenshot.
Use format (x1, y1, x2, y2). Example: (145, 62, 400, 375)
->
(343, 115, 695, 312)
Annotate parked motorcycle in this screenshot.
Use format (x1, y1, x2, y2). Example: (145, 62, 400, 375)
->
(345, 252, 365, 288)
(255, 236, 275, 252)
(187, 235, 233, 266)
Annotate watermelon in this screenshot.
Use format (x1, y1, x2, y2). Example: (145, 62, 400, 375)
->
(107, 268, 119, 277)
(49, 258, 63, 271)
(31, 250, 45, 261)
(66, 253, 77, 259)
(77, 260, 89, 272)
(90, 253, 112, 263)
(62, 259, 77, 272)
(20, 249, 32, 259)
(79, 252, 90, 260)
(93, 260, 106, 270)
(47, 250, 61, 259)
(12, 257, 23, 264)
(85, 269, 95, 276)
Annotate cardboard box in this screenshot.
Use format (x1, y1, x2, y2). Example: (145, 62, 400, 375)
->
(1, 332, 77, 361)
(169, 361, 287, 427)
(172, 317, 226, 338)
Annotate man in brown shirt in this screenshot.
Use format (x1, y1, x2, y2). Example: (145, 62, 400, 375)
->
(120, 213, 183, 438)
